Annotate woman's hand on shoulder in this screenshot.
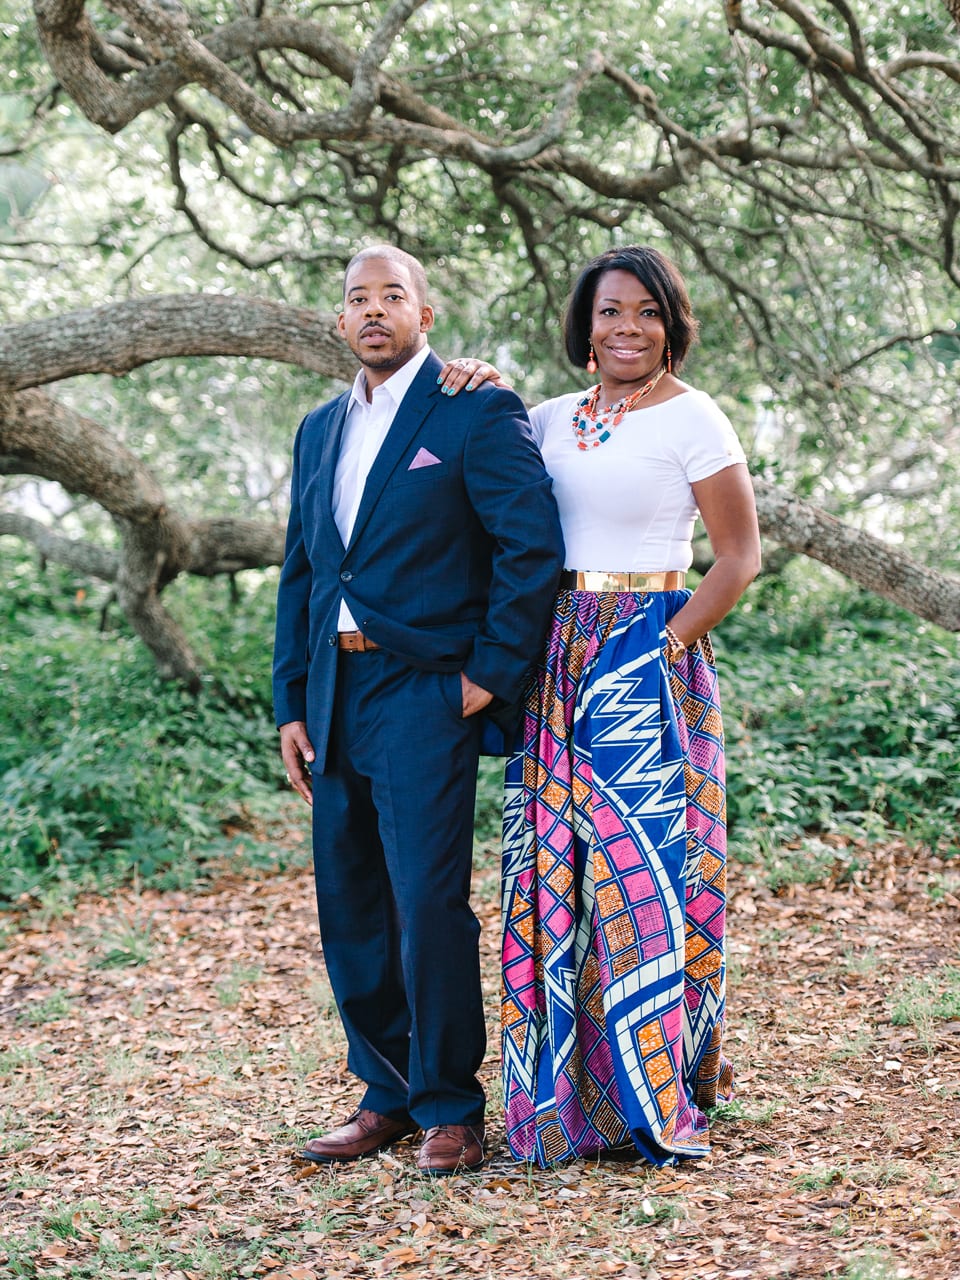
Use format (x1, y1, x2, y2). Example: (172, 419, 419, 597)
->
(437, 357, 511, 396)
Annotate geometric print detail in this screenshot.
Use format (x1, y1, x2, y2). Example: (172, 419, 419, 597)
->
(501, 587, 734, 1166)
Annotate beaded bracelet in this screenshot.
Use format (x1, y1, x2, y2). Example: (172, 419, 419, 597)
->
(664, 623, 687, 666)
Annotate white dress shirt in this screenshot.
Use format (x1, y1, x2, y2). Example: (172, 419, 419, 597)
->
(332, 343, 432, 629)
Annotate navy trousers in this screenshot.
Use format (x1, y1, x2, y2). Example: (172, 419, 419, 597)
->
(309, 649, 486, 1129)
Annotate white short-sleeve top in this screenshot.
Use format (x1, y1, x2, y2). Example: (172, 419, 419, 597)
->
(530, 387, 747, 572)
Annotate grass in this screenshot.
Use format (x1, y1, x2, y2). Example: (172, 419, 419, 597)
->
(118, 1191, 172, 1227)
(793, 1166, 844, 1191)
(0, 1046, 41, 1077)
(847, 1160, 910, 1189)
(793, 1160, 910, 1194)
(45, 1207, 84, 1240)
(620, 1196, 686, 1226)
(92, 911, 156, 968)
(101, 1047, 154, 1087)
(803, 1064, 842, 1087)
(828, 1030, 873, 1062)
(925, 870, 960, 901)
(890, 964, 960, 1052)
(708, 1096, 784, 1126)
(841, 945, 881, 975)
(305, 974, 339, 1016)
(215, 963, 264, 1008)
(15, 991, 74, 1026)
(840, 1249, 910, 1280)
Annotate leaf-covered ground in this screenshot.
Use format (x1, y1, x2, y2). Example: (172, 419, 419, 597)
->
(2, 827, 959, 1280)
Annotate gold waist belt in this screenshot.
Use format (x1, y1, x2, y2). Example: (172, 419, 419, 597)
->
(560, 570, 686, 593)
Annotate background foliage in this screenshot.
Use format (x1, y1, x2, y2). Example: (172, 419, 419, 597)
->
(3, 0, 959, 550)
(1, 0, 958, 898)
(0, 556, 288, 904)
(2, 549, 956, 906)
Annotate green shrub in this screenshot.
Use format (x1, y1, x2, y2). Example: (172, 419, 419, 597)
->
(2, 552, 956, 903)
(719, 567, 960, 864)
(0, 559, 286, 904)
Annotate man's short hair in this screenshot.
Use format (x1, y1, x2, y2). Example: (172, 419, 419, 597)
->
(343, 245, 429, 306)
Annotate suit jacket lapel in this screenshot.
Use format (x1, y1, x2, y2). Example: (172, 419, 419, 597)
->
(346, 355, 442, 551)
(319, 394, 350, 552)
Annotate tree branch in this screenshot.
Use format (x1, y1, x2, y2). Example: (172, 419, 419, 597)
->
(753, 478, 960, 630)
(0, 295, 354, 393)
(0, 511, 118, 579)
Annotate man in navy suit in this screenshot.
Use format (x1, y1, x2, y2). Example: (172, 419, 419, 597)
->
(273, 245, 563, 1174)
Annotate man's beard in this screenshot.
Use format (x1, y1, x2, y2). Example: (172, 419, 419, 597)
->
(353, 330, 423, 371)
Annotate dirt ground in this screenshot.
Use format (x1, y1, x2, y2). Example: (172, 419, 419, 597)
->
(1, 831, 959, 1280)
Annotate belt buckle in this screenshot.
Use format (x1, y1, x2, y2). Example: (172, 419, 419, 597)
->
(579, 571, 633, 591)
(339, 630, 379, 652)
(570, 570, 684, 592)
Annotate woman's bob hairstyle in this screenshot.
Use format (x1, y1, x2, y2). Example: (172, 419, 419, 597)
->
(563, 245, 699, 373)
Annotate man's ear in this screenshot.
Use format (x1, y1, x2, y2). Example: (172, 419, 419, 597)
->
(337, 312, 347, 337)
(420, 305, 435, 333)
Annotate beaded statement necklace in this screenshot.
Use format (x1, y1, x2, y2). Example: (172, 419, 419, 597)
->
(571, 365, 668, 450)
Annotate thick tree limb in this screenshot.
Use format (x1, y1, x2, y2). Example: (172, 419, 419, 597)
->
(0, 511, 118, 579)
(0, 409, 285, 687)
(1, 386, 199, 684)
(0, 387, 166, 520)
(184, 518, 285, 576)
(753, 479, 960, 631)
(114, 513, 202, 689)
(0, 511, 284, 580)
(50, 13, 479, 136)
(35, 4, 959, 178)
(0, 296, 355, 393)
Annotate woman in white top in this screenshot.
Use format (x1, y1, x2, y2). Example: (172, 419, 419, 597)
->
(443, 245, 761, 1167)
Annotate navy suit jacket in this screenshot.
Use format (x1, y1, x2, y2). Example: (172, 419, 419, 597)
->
(272, 350, 564, 771)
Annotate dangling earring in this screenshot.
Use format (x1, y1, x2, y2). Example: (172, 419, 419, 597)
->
(665, 345, 672, 374)
(586, 343, 598, 375)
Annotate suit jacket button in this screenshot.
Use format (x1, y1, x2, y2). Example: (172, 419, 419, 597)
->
(340, 570, 353, 582)
(328, 634, 337, 647)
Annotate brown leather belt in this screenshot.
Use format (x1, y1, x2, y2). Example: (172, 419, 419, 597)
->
(560, 570, 686, 593)
(338, 630, 381, 652)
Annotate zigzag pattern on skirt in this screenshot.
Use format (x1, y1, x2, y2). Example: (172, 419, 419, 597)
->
(501, 587, 733, 1167)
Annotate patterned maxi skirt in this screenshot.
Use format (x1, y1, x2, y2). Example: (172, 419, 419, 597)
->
(501, 587, 734, 1167)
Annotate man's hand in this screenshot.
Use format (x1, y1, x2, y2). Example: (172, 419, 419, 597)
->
(279, 720, 315, 806)
(460, 673, 494, 718)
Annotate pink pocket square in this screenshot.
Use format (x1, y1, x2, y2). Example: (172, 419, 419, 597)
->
(408, 447, 442, 470)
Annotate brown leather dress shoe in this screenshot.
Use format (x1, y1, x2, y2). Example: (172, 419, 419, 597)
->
(299, 1108, 417, 1164)
(416, 1122, 486, 1176)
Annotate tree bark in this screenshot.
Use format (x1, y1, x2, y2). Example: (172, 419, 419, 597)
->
(0, 512, 118, 580)
(752, 481, 960, 631)
(0, 296, 355, 393)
